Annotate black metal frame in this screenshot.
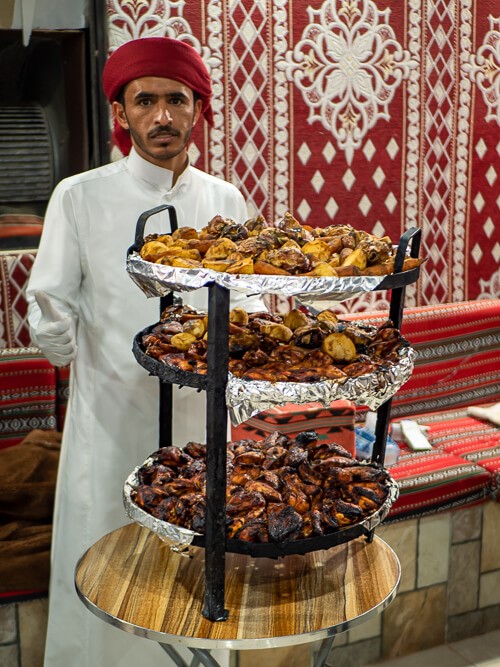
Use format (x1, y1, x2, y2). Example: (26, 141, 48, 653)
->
(130, 205, 421, 621)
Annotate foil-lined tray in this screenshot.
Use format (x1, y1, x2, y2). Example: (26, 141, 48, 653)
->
(227, 346, 415, 425)
(133, 324, 415, 425)
(123, 462, 400, 558)
(127, 252, 399, 303)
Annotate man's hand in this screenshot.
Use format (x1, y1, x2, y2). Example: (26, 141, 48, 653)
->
(33, 291, 77, 367)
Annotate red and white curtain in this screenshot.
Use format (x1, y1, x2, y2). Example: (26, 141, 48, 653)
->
(107, 0, 500, 310)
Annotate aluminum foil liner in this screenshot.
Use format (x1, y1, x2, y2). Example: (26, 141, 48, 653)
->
(127, 253, 386, 303)
(123, 460, 399, 554)
(227, 346, 415, 425)
(123, 461, 201, 548)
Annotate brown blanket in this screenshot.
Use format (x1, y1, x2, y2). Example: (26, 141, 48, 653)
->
(0, 429, 61, 593)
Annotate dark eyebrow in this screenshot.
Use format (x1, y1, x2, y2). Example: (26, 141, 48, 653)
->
(133, 90, 190, 102)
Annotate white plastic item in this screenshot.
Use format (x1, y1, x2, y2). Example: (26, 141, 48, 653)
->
(400, 419, 433, 451)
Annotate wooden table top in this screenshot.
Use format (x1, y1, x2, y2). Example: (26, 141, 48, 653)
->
(75, 522, 400, 650)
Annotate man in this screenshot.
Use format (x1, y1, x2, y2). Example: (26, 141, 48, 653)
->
(27, 37, 263, 667)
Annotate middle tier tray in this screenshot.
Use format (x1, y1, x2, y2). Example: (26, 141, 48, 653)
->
(132, 323, 415, 423)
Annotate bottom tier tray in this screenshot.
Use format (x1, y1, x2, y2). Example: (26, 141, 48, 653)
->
(123, 443, 399, 559)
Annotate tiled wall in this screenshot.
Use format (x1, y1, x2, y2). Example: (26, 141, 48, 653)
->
(0, 598, 48, 667)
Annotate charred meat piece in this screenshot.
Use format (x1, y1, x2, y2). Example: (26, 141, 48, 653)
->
(133, 485, 161, 509)
(184, 441, 206, 459)
(226, 491, 266, 516)
(242, 348, 271, 367)
(153, 446, 193, 468)
(268, 505, 304, 543)
(151, 497, 187, 524)
(234, 450, 266, 467)
(244, 480, 283, 503)
(300, 509, 324, 538)
(234, 519, 269, 543)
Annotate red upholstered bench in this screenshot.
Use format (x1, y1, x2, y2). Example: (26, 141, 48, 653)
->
(0, 248, 66, 601)
(346, 299, 500, 418)
(419, 410, 500, 500)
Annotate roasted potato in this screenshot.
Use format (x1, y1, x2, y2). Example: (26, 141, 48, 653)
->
(362, 262, 392, 276)
(230, 308, 249, 326)
(170, 257, 202, 269)
(225, 257, 254, 274)
(259, 323, 293, 343)
(334, 265, 362, 277)
(204, 237, 237, 259)
(303, 262, 337, 277)
(301, 240, 332, 263)
(156, 234, 174, 246)
(340, 247, 367, 270)
(281, 239, 302, 249)
(140, 241, 171, 262)
(163, 247, 201, 261)
(322, 333, 357, 361)
(316, 309, 339, 326)
(254, 260, 291, 275)
(170, 332, 197, 351)
(201, 258, 232, 272)
(172, 227, 199, 241)
(155, 255, 172, 266)
(186, 238, 215, 255)
(182, 318, 206, 339)
(283, 309, 310, 331)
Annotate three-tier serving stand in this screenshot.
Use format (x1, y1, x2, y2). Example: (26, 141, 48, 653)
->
(126, 204, 422, 622)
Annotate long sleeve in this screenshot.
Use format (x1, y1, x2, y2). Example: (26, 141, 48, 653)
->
(27, 180, 82, 340)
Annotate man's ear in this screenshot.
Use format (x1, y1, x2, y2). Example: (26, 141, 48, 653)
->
(112, 101, 129, 130)
(193, 98, 203, 126)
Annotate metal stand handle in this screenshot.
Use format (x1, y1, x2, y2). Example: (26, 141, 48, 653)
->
(371, 226, 422, 466)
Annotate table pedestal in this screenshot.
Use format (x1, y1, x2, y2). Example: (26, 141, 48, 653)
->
(75, 523, 400, 665)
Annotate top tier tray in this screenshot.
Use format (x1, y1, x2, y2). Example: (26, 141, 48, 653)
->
(126, 204, 423, 302)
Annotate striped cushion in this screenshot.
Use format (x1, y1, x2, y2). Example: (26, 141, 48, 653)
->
(421, 409, 500, 500)
(346, 299, 500, 418)
(0, 348, 57, 449)
(386, 448, 492, 520)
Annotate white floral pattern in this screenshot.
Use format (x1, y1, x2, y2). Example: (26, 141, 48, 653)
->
(279, 0, 415, 164)
(463, 16, 500, 125)
(107, 0, 200, 53)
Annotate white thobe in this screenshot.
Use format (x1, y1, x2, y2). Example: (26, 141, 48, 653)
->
(27, 149, 263, 667)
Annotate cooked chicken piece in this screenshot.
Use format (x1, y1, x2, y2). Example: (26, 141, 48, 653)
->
(154, 446, 192, 468)
(133, 485, 161, 509)
(300, 509, 324, 538)
(244, 480, 283, 503)
(268, 505, 304, 542)
(244, 214, 270, 235)
(266, 247, 310, 274)
(226, 491, 266, 516)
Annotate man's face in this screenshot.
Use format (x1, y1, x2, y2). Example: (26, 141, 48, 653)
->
(112, 76, 202, 168)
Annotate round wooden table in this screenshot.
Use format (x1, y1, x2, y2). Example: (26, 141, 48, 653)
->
(75, 522, 400, 666)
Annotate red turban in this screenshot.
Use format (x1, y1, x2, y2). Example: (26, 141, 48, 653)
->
(102, 37, 214, 156)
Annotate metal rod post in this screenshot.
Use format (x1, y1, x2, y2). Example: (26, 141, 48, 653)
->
(314, 635, 337, 667)
(202, 284, 230, 621)
(189, 648, 223, 667)
(159, 295, 173, 447)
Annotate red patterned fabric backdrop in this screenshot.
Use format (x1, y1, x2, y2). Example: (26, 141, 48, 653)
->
(106, 0, 500, 311)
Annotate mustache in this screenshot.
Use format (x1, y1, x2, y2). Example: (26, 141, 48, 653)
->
(149, 126, 180, 139)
